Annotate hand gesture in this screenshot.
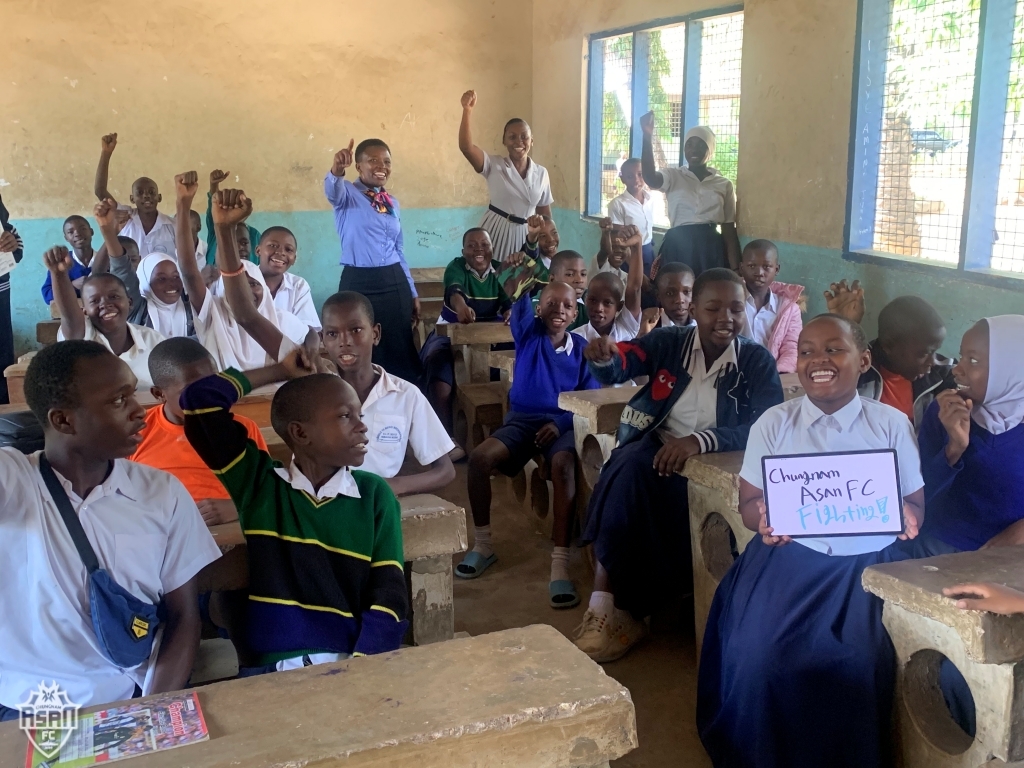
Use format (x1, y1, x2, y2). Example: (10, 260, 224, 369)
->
(0, 231, 18, 252)
(526, 214, 546, 243)
(639, 307, 661, 337)
(100, 133, 118, 154)
(175, 171, 200, 206)
(897, 504, 921, 541)
(535, 422, 560, 449)
(197, 498, 239, 526)
(210, 189, 253, 227)
(583, 335, 618, 363)
(935, 389, 972, 464)
(461, 90, 477, 110)
(279, 348, 316, 380)
(943, 582, 1024, 615)
(598, 216, 613, 232)
(115, 207, 132, 231)
(639, 111, 656, 137)
(617, 224, 643, 248)
(824, 279, 865, 324)
(43, 246, 73, 274)
(456, 303, 476, 324)
(332, 139, 355, 177)
(652, 434, 700, 476)
(93, 198, 119, 230)
(503, 251, 528, 269)
(757, 500, 792, 547)
(209, 169, 230, 193)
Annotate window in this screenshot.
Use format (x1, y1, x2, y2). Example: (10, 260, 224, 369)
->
(585, 9, 744, 226)
(848, 0, 1024, 279)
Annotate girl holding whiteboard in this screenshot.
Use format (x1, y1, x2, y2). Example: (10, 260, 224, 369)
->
(696, 314, 925, 768)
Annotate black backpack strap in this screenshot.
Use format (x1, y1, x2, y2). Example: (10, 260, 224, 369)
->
(38, 453, 100, 574)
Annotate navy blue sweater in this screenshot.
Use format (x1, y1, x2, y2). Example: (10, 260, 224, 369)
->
(590, 326, 783, 452)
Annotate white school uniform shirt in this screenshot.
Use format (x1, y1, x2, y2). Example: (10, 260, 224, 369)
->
(0, 450, 221, 708)
(659, 311, 696, 329)
(744, 291, 779, 347)
(190, 239, 209, 272)
(58, 322, 166, 389)
(272, 272, 321, 331)
(360, 365, 456, 478)
(588, 256, 628, 286)
(740, 396, 925, 557)
(659, 166, 736, 228)
(607, 190, 655, 245)
(118, 210, 177, 260)
(574, 311, 641, 388)
(480, 154, 554, 218)
(659, 332, 737, 449)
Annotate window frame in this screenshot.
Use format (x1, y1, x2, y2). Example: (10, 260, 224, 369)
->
(844, 0, 1024, 292)
(583, 5, 744, 223)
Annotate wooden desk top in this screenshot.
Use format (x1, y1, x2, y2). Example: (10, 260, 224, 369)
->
(558, 388, 634, 434)
(0, 383, 281, 415)
(435, 321, 513, 345)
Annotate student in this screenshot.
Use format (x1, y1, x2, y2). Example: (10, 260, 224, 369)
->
(574, 269, 782, 662)
(49, 249, 165, 390)
(205, 169, 259, 265)
(130, 337, 268, 524)
(573, 225, 643, 344)
(0, 341, 220, 715)
(857, 295, 955, 429)
(590, 218, 630, 285)
(41, 215, 96, 304)
(512, 215, 561, 294)
(456, 284, 600, 610)
(254, 227, 321, 332)
(94, 133, 176, 259)
(607, 158, 655, 274)
(738, 239, 804, 374)
(326, 139, 422, 383)
(639, 262, 696, 335)
(0, 194, 23, 404)
(420, 228, 512, 432)
(321, 291, 456, 495)
(173, 174, 310, 371)
(187, 209, 208, 270)
(696, 314, 925, 768)
(536, 250, 589, 331)
(459, 90, 554, 261)
(182, 349, 408, 671)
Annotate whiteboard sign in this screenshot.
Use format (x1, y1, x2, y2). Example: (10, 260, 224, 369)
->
(762, 449, 903, 538)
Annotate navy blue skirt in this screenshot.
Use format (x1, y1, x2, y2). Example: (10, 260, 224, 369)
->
(659, 223, 727, 278)
(697, 536, 913, 768)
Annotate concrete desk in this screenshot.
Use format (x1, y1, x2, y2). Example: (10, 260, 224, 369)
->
(490, 348, 516, 382)
(203, 493, 468, 646)
(436, 321, 513, 385)
(0, 625, 636, 768)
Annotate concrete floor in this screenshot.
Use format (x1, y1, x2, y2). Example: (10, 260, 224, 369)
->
(441, 464, 712, 768)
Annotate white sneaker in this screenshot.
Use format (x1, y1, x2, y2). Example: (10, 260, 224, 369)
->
(573, 609, 648, 663)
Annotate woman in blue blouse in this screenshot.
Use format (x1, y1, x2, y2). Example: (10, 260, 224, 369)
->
(325, 138, 422, 383)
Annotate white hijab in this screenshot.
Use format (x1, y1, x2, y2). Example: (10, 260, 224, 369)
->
(137, 252, 188, 338)
(972, 315, 1024, 435)
(684, 126, 717, 166)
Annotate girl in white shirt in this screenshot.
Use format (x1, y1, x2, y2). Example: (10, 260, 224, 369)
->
(639, 113, 740, 275)
(459, 90, 554, 261)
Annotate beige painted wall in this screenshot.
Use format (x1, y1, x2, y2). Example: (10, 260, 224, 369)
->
(0, 0, 532, 219)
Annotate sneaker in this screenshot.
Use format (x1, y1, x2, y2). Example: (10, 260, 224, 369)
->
(573, 609, 648, 663)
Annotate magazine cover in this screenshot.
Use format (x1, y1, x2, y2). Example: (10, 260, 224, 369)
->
(24, 691, 209, 767)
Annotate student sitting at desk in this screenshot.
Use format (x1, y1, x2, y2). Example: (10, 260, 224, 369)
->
(696, 314, 925, 768)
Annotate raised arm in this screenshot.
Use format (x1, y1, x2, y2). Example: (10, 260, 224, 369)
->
(92, 199, 143, 315)
(595, 217, 613, 269)
(173, 172, 208, 315)
(639, 112, 665, 190)
(325, 140, 355, 207)
(44, 247, 86, 340)
(620, 225, 644, 319)
(94, 133, 118, 201)
(458, 90, 487, 174)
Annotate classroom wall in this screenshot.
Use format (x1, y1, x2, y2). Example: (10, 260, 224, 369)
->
(1, 0, 531, 352)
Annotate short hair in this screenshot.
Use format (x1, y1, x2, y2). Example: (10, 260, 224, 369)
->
(549, 250, 585, 275)
(503, 118, 529, 135)
(588, 271, 624, 301)
(24, 340, 111, 425)
(148, 337, 214, 389)
(63, 215, 89, 228)
(188, 210, 201, 224)
(655, 262, 695, 287)
(462, 227, 489, 246)
(81, 272, 129, 295)
(271, 374, 353, 443)
(118, 236, 139, 253)
(322, 291, 375, 324)
(741, 238, 779, 262)
(259, 226, 296, 245)
(693, 267, 744, 301)
(355, 138, 390, 162)
(877, 296, 945, 344)
(808, 313, 869, 352)
(619, 157, 642, 173)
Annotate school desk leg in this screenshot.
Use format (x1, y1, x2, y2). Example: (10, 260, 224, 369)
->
(410, 554, 455, 645)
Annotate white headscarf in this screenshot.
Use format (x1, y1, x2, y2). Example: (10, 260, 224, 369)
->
(971, 315, 1024, 435)
(137, 252, 188, 338)
(684, 126, 717, 165)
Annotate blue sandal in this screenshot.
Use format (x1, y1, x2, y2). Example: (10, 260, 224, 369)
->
(549, 579, 580, 609)
(455, 551, 498, 579)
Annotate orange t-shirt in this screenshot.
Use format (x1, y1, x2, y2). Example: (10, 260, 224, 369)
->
(130, 405, 268, 502)
(878, 365, 915, 421)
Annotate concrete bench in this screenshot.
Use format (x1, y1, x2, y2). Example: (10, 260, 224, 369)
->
(0, 625, 636, 767)
(36, 319, 60, 346)
(862, 547, 1024, 768)
(203, 493, 468, 646)
(454, 381, 505, 451)
(436, 321, 514, 385)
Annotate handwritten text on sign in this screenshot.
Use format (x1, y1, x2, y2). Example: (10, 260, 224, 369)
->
(762, 450, 903, 538)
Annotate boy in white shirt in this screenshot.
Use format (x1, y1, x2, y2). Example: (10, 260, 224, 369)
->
(256, 226, 322, 332)
(575, 225, 643, 344)
(607, 158, 655, 274)
(0, 341, 220, 716)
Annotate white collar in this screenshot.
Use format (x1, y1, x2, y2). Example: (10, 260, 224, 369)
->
(464, 260, 496, 279)
(553, 332, 574, 356)
(799, 395, 863, 433)
(746, 291, 778, 312)
(690, 328, 737, 378)
(362, 365, 401, 410)
(660, 310, 694, 328)
(34, 453, 139, 504)
(274, 459, 361, 501)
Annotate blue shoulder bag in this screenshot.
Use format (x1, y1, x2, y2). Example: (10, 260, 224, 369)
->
(39, 454, 162, 669)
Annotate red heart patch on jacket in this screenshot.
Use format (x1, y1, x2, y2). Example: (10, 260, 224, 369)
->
(651, 369, 677, 401)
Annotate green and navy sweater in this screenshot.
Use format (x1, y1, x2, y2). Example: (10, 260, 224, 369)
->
(521, 240, 588, 331)
(182, 369, 408, 663)
(441, 257, 512, 323)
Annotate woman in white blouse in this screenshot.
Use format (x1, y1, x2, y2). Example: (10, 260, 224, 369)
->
(640, 111, 740, 276)
(459, 90, 554, 261)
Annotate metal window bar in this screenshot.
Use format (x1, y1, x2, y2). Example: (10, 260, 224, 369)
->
(992, 0, 1024, 273)
(698, 12, 744, 185)
(597, 34, 634, 216)
(872, 0, 981, 264)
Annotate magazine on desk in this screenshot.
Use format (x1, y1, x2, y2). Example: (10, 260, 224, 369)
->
(25, 691, 209, 767)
